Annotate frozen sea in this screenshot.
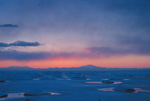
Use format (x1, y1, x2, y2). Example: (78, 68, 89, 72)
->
(0, 70, 150, 101)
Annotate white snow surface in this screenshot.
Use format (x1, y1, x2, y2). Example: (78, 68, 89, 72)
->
(0, 70, 150, 101)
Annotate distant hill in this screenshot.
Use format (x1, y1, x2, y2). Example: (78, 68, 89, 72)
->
(0, 66, 34, 71)
(47, 65, 106, 71)
(1, 65, 149, 71)
(77, 65, 106, 69)
(0, 65, 106, 71)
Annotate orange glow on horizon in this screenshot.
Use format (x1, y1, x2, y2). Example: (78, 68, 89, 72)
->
(0, 55, 150, 68)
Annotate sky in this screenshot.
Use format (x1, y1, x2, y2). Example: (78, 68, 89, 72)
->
(0, 0, 150, 68)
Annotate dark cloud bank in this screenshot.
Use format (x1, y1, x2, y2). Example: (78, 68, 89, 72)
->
(0, 41, 41, 47)
(0, 24, 18, 28)
(0, 50, 83, 61)
(0, 50, 49, 61)
(0, 45, 150, 61)
(87, 45, 150, 56)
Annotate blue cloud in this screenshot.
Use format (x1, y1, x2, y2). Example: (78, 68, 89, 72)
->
(0, 50, 50, 61)
(0, 41, 41, 47)
(0, 50, 83, 61)
(0, 24, 18, 27)
(87, 45, 150, 56)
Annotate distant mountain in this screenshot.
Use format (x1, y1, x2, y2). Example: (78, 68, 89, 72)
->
(47, 65, 106, 71)
(0, 66, 34, 71)
(77, 65, 106, 69)
(2, 65, 148, 71)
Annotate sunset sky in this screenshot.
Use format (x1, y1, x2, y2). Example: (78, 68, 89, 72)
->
(0, 0, 150, 68)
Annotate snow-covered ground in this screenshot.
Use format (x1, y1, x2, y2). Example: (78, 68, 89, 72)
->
(0, 70, 150, 101)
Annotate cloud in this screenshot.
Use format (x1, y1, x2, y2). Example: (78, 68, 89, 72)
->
(86, 45, 150, 57)
(116, 36, 150, 55)
(0, 41, 41, 47)
(0, 50, 50, 61)
(0, 0, 149, 59)
(0, 24, 18, 28)
(105, 0, 150, 28)
(0, 50, 86, 61)
(0, 44, 149, 61)
(0, 42, 9, 47)
(9, 41, 41, 46)
(86, 47, 128, 56)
